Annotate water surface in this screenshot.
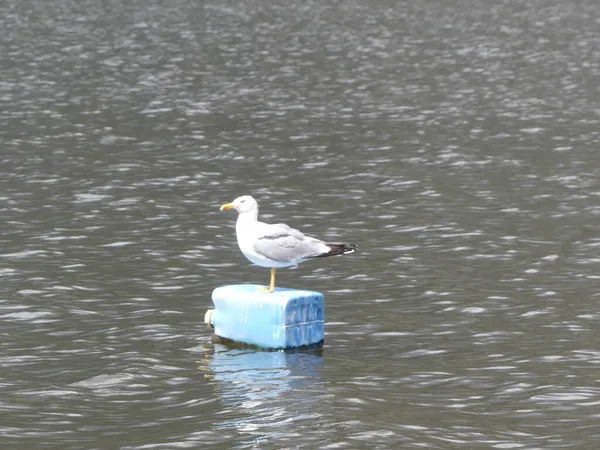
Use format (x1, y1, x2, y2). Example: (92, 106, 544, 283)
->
(2, 0, 600, 448)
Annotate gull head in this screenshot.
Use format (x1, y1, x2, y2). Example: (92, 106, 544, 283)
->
(220, 195, 258, 214)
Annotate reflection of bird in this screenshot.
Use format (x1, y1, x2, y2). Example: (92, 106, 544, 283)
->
(220, 195, 356, 293)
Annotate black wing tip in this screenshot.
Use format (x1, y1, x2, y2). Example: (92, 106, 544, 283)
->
(340, 243, 357, 254)
(315, 243, 357, 257)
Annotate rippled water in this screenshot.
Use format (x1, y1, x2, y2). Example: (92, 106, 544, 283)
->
(2, 0, 600, 448)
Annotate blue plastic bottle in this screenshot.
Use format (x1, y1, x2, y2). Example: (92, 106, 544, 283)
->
(206, 284, 325, 349)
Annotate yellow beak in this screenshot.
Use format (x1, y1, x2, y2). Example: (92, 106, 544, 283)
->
(220, 202, 235, 211)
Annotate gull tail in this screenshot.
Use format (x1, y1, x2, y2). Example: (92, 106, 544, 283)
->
(315, 243, 357, 258)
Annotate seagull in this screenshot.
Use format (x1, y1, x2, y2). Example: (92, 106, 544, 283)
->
(220, 195, 356, 293)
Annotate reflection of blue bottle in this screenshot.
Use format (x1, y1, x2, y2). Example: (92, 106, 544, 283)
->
(207, 344, 324, 412)
(201, 344, 326, 446)
(206, 285, 325, 349)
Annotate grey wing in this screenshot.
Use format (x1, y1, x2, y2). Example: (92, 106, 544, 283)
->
(253, 223, 329, 263)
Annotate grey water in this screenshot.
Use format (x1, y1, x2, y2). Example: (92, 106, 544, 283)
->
(2, 0, 600, 448)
